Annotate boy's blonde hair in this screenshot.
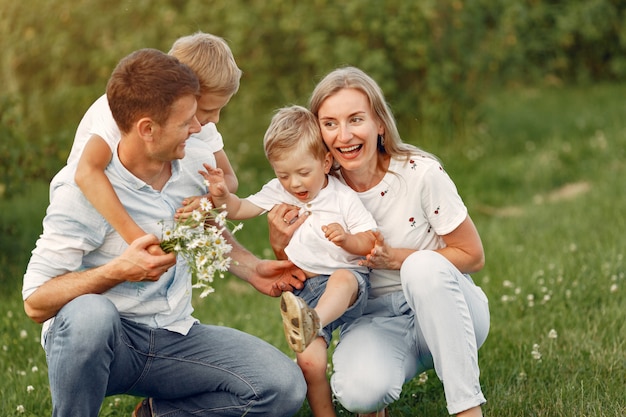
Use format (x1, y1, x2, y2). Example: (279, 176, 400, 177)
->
(264, 105, 327, 163)
(169, 32, 242, 96)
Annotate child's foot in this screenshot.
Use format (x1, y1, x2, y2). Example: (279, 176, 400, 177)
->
(280, 291, 321, 353)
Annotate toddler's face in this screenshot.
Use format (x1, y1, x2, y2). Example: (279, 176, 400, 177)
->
(271, 150, 332, 203)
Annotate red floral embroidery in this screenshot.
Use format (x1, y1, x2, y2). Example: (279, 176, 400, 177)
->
(409, 217, 416, 227)
(434, 206, 440, 215)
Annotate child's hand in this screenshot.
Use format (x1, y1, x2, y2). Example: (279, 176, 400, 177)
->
(322, 223, 348, 247)
(199, 163, 228, 198)
(176, 195, 204, 220)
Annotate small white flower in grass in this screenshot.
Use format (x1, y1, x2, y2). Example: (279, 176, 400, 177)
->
(417, 372, 428, 385)
(502, 280, 513, 288)
(548, 329, 558, 339)
(26, 385, 34, 393)
(31, 366, 38, 373)
(531, 343, 541, 360)
(16, 405, 25, 413)
(160, 206, 241, 297)
(19, 330, 27, 339)
(610, 283, 618, 293)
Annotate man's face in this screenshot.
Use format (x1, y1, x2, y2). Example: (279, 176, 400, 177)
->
(152, 94, 201, 161)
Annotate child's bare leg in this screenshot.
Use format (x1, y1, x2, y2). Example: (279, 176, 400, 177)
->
(315, 269, 358, 327)
(297, 337, 336, 417)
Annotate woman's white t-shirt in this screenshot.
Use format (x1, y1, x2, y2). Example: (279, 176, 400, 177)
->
(340, 154, 468, 297)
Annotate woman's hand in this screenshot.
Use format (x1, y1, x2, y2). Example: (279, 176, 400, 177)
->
(359, 230, 405, 270)
(267, 203, 308, 259)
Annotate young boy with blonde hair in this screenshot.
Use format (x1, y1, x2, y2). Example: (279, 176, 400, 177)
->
(68, 32, 241, 250)
(202, 105, 376, 417)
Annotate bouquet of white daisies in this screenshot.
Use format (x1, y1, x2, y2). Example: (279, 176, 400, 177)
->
(160, 197, 242, 298)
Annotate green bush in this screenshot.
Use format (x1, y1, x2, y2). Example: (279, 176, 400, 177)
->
(1, 0, 626, 197)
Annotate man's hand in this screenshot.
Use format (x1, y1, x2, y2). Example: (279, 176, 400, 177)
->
(115, 234, 177, 282)
(251, 259, 306, 297)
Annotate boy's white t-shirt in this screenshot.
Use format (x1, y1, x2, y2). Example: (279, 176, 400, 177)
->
(67, 94, 224, 165)
(246, 175, 377, 276)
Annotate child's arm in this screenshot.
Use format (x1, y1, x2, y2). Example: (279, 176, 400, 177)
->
(213, 149, 238, 193)
(176, 149, 239, 220)
(199, 163, 264, 220)
(322, 223, 376, 256)
(75, 135, 147, 245)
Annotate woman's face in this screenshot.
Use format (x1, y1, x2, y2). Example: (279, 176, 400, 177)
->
(316, 88, 383, 174)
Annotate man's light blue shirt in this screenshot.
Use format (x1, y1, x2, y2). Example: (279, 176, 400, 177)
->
(23, 139, 215, 339)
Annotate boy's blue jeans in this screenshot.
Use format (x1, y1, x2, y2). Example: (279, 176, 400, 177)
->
(44, 294, 306, 417)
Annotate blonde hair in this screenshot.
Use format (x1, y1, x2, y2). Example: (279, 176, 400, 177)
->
(169, 32, 242, 96)
(264, 105, 328, 164)
(309, 66, 436, 169)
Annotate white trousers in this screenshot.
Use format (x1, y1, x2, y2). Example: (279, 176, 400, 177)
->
(331, 250, 490, 415)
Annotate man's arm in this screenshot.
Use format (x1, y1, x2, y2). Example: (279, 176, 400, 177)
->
(220, 227, 306, 297)
(24, 234, 176, 323)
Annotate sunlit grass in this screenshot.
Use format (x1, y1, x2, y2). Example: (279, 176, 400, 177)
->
(1, 83, 625, 416)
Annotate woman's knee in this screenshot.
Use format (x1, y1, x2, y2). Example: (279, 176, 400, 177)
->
(331, 368, 400, 412)
(401, 250, 453, 293)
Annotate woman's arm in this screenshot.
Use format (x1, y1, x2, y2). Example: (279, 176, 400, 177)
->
(361, 215, 484, 274)
(267, 203, 308, 259)
(437, 215, 485, 273)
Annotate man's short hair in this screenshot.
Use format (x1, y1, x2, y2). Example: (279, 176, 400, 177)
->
(106, 48, 200, 133)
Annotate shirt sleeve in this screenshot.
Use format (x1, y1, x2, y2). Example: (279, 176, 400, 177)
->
(22, 178, 107, 300)
(67, 94, 121, 165)
(420, 163, 468, 235)
(191, 123, 224, 154)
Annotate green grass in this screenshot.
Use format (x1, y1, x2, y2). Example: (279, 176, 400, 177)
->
(1, 83, 625, 416)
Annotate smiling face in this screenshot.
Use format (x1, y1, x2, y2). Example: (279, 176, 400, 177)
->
(316, 88, 384, 176)
(270, 146, 332, 203)
(150, 94, 201, 161)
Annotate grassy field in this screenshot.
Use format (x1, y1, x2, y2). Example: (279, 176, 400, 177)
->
(1, 83, 625, 416)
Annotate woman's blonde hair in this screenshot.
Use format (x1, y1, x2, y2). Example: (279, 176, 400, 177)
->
(309, 66, 435, 169)
(169, 32, 242, 96)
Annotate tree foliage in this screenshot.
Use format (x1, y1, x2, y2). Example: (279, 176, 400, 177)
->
(1, 0, 625, 197)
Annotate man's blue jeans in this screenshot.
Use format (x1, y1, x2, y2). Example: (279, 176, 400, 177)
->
(44, 294, 306, 416)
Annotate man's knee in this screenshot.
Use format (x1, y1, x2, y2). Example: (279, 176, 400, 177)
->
(54, 295, 120, 344)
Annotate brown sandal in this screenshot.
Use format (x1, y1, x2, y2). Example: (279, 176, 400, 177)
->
(280, 291, 321, 353)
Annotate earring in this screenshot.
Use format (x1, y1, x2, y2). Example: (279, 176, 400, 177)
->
(377, 134, 386, 153)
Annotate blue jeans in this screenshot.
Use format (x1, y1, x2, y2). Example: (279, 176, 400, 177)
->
(294, 270, 369, 346)
(331, 251, 490, 415)
(44, 294, 306, 417)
